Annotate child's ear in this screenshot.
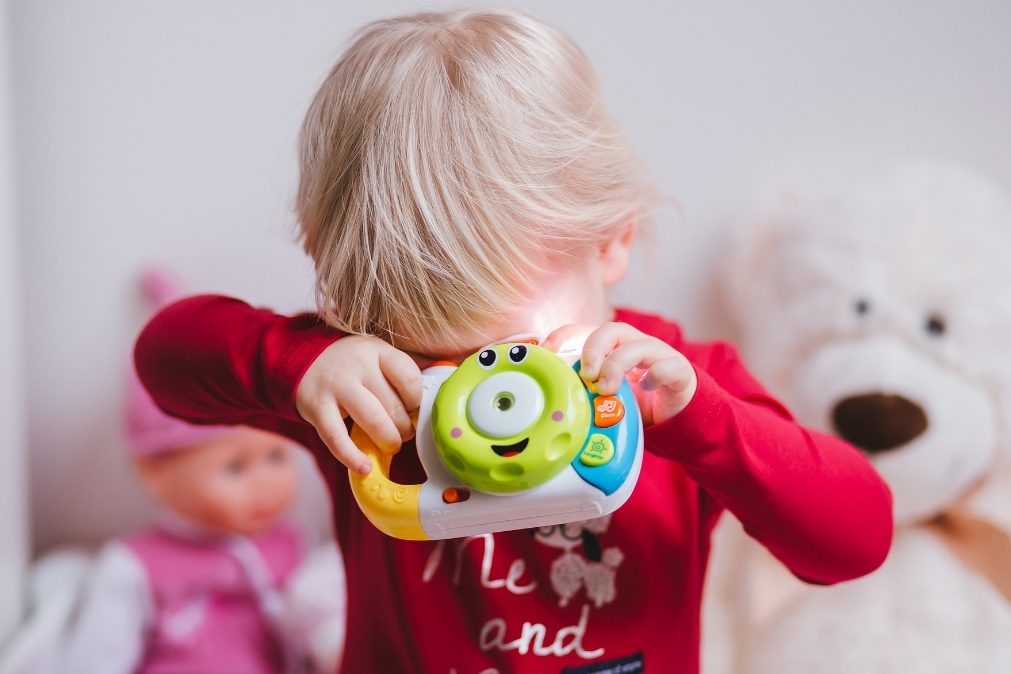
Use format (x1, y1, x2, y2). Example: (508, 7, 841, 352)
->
(599, 219, 637, 286)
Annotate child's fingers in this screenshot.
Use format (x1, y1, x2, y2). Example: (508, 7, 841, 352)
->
(642, 356, 699, 420)
(595, 338, 669, 395)
(378, 347, 424, 413)
(312, 404, 372, 475)
(641, 356, 695, 394)
(365, 372, 415, 442)
(404, 350, 436, 371)
(580, 322, 646, 382)
(341, 386, 405, 453)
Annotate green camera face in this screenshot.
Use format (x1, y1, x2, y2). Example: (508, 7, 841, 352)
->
(432, 343, 591, 493)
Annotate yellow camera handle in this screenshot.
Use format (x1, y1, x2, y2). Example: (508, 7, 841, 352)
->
(347, 423, 428, 541)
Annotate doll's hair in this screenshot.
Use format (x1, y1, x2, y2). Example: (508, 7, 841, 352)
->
(296, 8, 659, 348)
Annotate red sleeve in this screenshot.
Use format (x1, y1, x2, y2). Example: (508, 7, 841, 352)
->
(133, 294, 343, 455)
(645, 338, 894, 585)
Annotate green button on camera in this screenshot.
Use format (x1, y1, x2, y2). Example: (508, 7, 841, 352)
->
(579, 433, 614, 467)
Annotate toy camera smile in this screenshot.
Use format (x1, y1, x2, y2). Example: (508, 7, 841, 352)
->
(349, 342, 643, 540)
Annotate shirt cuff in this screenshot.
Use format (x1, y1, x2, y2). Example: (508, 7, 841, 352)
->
(267, 313, 344, 421)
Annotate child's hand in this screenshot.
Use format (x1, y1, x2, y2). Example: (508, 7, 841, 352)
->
(295, 335, 422, 475)
(543, 322, 698, 426)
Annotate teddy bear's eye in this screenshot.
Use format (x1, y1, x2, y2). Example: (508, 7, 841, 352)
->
(478, 349, 497, 369)
(508, 345, 528, 364)
(854, 298, 871, 316)
(925, 313, 947, 337)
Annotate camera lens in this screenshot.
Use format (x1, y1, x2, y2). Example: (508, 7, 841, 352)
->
(495, 393, 514, 411)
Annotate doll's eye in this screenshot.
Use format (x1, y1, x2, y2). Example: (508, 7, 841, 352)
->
(267, 447, 287, 465)
(478, 349, 497, 369)
(508, 345, 528, 364)
(226, 458, 247, 475)
(925, 313, 947, 337)
(854, 298, 871, 316)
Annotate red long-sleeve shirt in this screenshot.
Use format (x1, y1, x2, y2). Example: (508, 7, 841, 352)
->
(135, 295, 893, 674)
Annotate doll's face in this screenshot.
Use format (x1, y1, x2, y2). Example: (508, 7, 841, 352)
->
(136, 427, 298, 537)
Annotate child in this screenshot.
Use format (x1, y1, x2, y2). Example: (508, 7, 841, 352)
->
(135, 9, 892, 674)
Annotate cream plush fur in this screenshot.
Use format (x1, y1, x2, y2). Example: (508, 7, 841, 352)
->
(703, 163, 1011, 674)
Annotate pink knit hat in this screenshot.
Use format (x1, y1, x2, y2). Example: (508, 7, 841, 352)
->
(124, 268, 234, 456)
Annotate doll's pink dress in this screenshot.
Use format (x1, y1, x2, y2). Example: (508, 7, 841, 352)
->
(125, 523, 300, 674)
(65, 517, 310, 674)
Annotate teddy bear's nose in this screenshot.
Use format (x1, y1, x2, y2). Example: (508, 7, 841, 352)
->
(831, 393, 929, 454)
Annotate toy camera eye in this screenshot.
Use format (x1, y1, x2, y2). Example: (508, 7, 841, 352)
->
(478, 349, 497, 370)
(508, 344, 528, 363)
(467, 372, 544, 438)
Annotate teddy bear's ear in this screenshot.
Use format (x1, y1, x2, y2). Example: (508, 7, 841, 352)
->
(721, 189, 807, 338)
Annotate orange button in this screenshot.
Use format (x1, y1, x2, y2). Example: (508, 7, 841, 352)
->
(442, 487, 471, 504)
(593, 395, 624, 428)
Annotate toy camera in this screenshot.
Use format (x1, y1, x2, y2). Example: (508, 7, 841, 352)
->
(348, 341, 644, 540)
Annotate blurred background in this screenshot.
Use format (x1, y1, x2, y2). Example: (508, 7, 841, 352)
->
(1, 0, 1010, 649)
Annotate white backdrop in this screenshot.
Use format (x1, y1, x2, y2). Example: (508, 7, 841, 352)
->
(9, 0, 1011, 552)
(0, 0, 27, 640)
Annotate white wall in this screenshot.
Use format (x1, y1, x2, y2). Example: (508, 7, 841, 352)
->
(0, 0, 27, 639)
(10, 0, 1011, 551)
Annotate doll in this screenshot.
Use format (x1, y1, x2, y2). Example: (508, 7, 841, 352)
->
(64, 272, 344, 674)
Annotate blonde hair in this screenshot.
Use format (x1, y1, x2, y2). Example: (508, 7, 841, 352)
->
(296, 8, 658, 348)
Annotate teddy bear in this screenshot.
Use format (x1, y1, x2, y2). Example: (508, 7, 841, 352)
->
(709, 162, 1011, 674)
